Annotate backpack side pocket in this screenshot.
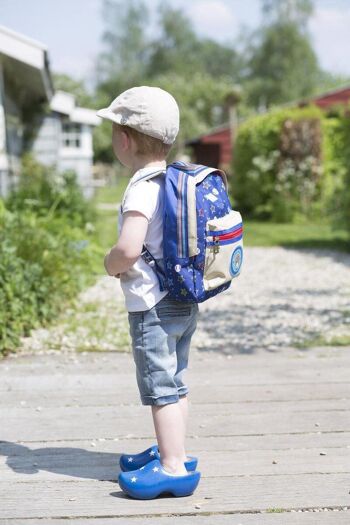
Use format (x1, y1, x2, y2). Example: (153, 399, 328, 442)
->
(203, 210, 243, 291)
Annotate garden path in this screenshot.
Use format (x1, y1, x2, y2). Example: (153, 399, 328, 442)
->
(1, 247, 350, 523)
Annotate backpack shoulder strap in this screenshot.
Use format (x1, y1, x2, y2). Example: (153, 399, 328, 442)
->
(120, 168, 165, 213)
(165, 162, 228, 258)
(187, 167, 228, 257)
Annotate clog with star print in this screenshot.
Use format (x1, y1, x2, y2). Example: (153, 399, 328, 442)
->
(118, 458, 201, 499)
(119, 444, 197, 472)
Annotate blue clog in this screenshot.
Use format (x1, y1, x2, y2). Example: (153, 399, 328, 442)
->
(118, 458, 201, 499)
(119, 444, 197, 472)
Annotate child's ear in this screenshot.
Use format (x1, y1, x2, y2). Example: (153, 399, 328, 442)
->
(121, 130, 130, 151)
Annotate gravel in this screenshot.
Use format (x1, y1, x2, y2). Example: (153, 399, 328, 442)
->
(17, 247, 350, 356)
(193, 246, 350, 354)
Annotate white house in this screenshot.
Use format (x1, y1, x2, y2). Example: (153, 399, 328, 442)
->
(33, 90, 100, 198)
(0, 25, 100, 198)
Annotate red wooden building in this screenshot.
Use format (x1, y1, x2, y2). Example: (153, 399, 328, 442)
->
(187, 85, 350, 172)
(186, 123, 233, 170)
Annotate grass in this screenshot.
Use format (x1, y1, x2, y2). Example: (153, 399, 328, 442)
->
(90, 176, 130, 274)
(296, 334, 350, 349)
(92, 182, 350, 256)
(92, 172, 349, 253)
(93, 176, 129, 206)
(93, 176, 129, 251)
(94, 208, 118, 253)
(243, 221, 349, 252)
(22, 291, 131, 354)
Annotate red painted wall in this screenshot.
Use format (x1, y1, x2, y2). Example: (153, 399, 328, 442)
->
(191, 87, 350, 169)
(200, 128, 232, 166)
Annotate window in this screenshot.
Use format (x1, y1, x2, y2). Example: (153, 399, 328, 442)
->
(62, 122, 81, 148)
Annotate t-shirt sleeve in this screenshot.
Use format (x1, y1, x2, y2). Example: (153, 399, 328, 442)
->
(122, 180, 159, 222)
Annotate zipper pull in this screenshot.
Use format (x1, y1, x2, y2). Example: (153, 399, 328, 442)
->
(213, 236, 220, 254)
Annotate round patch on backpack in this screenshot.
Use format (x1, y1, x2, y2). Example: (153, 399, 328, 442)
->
(230, 246, 243, 276)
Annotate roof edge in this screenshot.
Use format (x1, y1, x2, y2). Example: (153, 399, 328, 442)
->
(0, 24, 48, 51)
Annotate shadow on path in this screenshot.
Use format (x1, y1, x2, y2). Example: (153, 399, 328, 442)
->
(0, 441, 185, 501)
(0, 440, 121, 482)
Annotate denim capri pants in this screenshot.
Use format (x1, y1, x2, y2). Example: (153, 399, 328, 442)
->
(128, 293, 199, 406)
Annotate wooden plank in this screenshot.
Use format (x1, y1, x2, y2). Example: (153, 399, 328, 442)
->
(1, 511, 349, 525)
(0, 446, 348, 481)
(2, 355, 350, 388)
(1, 342, 348, 370)
(2, 352, 350, 376)
(2, 346, 350, 522)
(1, 406, 349, 441)
(1, 474, 349, 519)
(3, 358, 349, 379)
(3, 431, 350, 452)
(1, 397, 349, 413)
(1, 382, 350, 407)
(2, 345, 348, 370)
(2, 372, 349, 393)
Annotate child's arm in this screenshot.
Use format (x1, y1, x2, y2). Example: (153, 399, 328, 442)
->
(104, 211, 148, 276)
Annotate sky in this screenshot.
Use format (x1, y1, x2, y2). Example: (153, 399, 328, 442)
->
(1, 0, 350, 86)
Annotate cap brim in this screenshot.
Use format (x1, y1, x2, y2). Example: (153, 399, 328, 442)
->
(96, 108, 122, 124)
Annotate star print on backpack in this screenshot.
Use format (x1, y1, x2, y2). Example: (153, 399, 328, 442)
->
(122, 161, 243, 303)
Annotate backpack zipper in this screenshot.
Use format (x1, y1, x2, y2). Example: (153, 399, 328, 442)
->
(207, 227, 243, 242)
(207, 227, 243, 253)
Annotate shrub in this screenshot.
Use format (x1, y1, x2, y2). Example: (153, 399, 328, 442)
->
(232, 106, 327, 222)
(0, 205, 97, 356)
(0, 239, 40, 351)
(0, 155, 101, 357)
(6, 154, 96, 228)
(322, 115, 350, 233)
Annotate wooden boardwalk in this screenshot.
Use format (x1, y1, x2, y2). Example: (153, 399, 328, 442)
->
(1, 345, 349, 524)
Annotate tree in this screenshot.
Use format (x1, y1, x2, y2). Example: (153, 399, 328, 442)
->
(97, 0, 150, 87)
(94, 1, 241, 161)
(147, 4, 240, 80)
(195, 39, 240, 79)
(151, 73, 236, 145)
(146, 4, 199, 77)
(244, 0, 320, 107)
(262, 0, 313, 29)
(53, 73, 94, 108)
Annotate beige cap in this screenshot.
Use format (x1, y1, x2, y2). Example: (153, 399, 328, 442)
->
(96, 86, 179, 144)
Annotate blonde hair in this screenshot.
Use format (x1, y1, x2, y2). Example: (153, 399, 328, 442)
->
(116, 124, 172, 158)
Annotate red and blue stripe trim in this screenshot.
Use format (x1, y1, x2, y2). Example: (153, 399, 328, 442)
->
(177, 171, 189, 258)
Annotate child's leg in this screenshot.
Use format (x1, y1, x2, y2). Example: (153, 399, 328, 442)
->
(151, 402, 188, 475)
(128, 297, 198, 475)
(178, 393, 188, 429)
(179, 394, 195, 462)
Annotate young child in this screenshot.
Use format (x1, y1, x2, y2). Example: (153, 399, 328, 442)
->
(97, 86, 201, 500)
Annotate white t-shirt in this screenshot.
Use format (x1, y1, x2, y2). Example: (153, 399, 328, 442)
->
(118, 167, 169, 312)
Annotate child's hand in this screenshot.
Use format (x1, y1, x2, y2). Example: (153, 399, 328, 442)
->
(104, 253, 121, 278)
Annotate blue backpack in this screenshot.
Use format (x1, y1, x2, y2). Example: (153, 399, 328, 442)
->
(125, 161, 243, 303)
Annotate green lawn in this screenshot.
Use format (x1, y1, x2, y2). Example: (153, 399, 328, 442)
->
(93, 176, 129, 205)
(92, 176, 129, 257)
(92, 182, 349, 256)
(244, 221, 349, 251)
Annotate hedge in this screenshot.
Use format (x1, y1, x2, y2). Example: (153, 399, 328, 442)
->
(232, 105, 350, 229)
